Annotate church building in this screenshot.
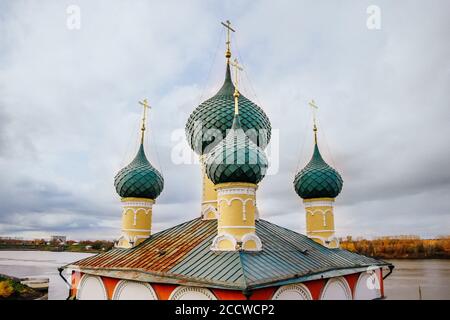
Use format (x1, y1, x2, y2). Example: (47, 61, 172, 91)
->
(61, 22, 393, 300)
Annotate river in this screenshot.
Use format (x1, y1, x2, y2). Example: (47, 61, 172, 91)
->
(0, 251, 94, 300)
(0, 251, 449, 300)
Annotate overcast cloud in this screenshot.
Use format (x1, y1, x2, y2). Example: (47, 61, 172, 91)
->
(0, 0, 449, 240)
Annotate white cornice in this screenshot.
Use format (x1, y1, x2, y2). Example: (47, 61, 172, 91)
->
(304, 200, 334, 208)
(217, 187, 256, 196)
(122, 201, 154, 208)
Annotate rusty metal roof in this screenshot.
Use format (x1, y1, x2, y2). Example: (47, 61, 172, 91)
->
(64, 218, 391, 290)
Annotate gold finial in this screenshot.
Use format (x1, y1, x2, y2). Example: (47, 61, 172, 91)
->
(138, 99, 151, 144)
(308, 99, 319, 144)
(221, 20, 235, 63)
(230, 58, 243, 115)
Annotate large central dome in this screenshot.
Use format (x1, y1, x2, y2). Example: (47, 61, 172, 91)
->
(186, 64, 271, 155)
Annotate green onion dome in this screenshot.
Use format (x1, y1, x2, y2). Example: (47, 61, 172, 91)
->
(205, 115, 268, 185)
(185, 64, 271, 155)
(294, 144, 343, 199)
(114, 144, 164, 199)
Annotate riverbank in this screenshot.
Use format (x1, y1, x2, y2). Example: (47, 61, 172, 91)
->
(0, 246, 104, 254)
(0, 243, 112, 254)
(0, 274, 47, 300)
(0, 251, 95, 300)
(340, 237, 450, 259)
(0, 239, 114, 254)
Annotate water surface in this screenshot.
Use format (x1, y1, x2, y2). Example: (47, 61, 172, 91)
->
(384, 259, 450, 300)
(0, 251, 94, 300)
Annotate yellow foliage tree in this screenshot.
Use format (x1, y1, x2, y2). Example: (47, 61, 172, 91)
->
(0, 280, 14, 298)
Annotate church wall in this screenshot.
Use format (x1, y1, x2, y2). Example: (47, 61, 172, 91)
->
(343, 273, 360, 298)
(303, 278, 326, 300)
(102, 277, 120, 299)
(71, 268, 384, 300)
(151, 283, 178, 300)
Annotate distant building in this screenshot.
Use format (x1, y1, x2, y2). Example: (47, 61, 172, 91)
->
(50, 235, 66, 244)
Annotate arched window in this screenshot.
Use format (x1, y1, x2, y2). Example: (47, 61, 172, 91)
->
(76, 275, 107, 300)
(272, 284, 313, 300)
(169, 286, 217, 300)
(320, 277, 352, 300)
(112, 280, 158, 300)
(354, 270, 381, 300)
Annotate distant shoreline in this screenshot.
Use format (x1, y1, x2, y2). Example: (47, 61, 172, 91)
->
(0, 240, 113, 254)
(1, 246, 449, 259)
(340, 237, 450, 259)
(0, 247, 102, 254)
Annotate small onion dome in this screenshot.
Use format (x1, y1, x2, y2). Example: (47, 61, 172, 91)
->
(185, 64, 271, 155)
(294, 144, 343, 199)
(114, 144, 164, 199)
(205, 115, 268, 185)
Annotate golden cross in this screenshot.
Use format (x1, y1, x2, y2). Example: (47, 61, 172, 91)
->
(230, 58, 243, 114)
(138, 99, 151, 144)
(308, 100, 319, 144)
(221, 20, 235, 61)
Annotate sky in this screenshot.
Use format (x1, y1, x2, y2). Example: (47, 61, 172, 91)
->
(0, 0, 449, 240)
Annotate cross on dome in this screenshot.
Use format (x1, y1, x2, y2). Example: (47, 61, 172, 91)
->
(230, 58, 243, 115)
(221, 20, 235, 61)
(139, 99, 151, 144)
(308, 99, 319, 144)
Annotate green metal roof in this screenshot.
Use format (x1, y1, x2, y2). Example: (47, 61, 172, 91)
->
(205, 115, 268, 185)
(294, 144, 343, 199)
(65, 218, 390, 290)
(185, 64, 271, 155)
(114, 144, 164, 199)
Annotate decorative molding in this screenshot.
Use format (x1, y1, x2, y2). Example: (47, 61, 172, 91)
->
(202, 200, 217, 204)
(217, 187, 256, 196)
(122, 201, 154, 208)
(272, 283, 312, 300)
(76, 274, 107, 300)
(201, 204, 218, 220)
(320, 277, 352, 300)
(354, 268, 381, 300)
(307, 234, 340, 248)
(122, 228, 151, 233)
(211, 232, 237, 251)
(304, 200, 334, 208)
(219, 226, 255, 229)
(307, 208, 332, 227)
(115, 234, 131, 248)
(115, 233, 150, 249)
(112, 280, 158, 300)
(307, 208, 332, 216)
(122, 208, 152, 226)
(241, 232, 262, 251)
(307, 229, 335, 233)
(169, 286, 217, 300)
(218, 197, 255, 221)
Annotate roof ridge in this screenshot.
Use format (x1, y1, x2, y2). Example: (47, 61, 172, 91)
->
(237, 251, 249, 291)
